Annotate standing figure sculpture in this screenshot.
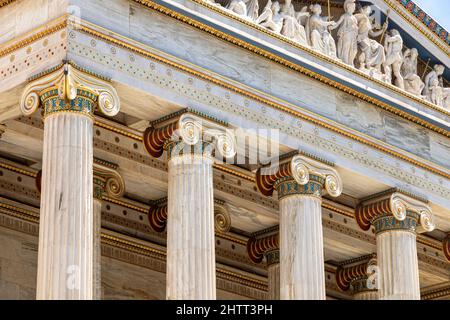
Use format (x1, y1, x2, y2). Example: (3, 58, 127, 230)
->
(355, 6, 387, 74)
(246, 0, 260, 21)
(280, 0, 309, 46)
(423, 64, 450, 108)
(307, 4, 337, 58)
(330, 0, 359, 66)
(255, 0, 284, 34)
(401, 48, 425, 97)
(383, 29, 404, 89)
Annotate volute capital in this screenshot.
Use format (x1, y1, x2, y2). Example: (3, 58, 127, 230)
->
(143, 109, 236, 160)
(20, 62, 120, 119)
(355, 190, 434, 234)
(256, 153, 342, 199)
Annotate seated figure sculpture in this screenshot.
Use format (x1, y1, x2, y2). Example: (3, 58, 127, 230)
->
(255, 0, 284, 34)
(227, 0, 247, 17)
(355, 6, 387, 75)
(401, 48, 425, 97)
(280, 0, 309, 46)
(423, 64, 450, 108)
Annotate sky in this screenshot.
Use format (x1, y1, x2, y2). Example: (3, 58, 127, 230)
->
(413, 0, 450, 31)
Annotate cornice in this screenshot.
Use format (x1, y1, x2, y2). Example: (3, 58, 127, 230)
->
(0, 15, 68, 57)
(387, 0, 450, 53)
(3, 18, 450, 182)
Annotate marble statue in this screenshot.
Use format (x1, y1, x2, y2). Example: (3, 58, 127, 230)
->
(423, 64, 450, 108)
(255, 0, 284, 34)
(246, 0, 259, 21)
(401, 48, 425, 97)
(430, 79, 443, 106)
(330, 0, 359, 66)
(384, 29, 404, 89)
(280, 0, 309, 46)
(307, 4, 337, 58)
(227, 0, 247, 17)
(423, 64, 444, 99)
(355, 6, 387, 73)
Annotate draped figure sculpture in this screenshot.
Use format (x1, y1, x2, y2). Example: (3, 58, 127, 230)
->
(401, 48, 425, 97)
(307, 4, 337, 58)
(227, 0, 247, 17)
(255, 0, 284, 34)
(246, 0, 259, 21)
(384, 29, 404, 89)
(355, 6, 387, 74)
(280, 0, 309, 46)
(423, 65, 450, 108)
(330, 0, 358, 66)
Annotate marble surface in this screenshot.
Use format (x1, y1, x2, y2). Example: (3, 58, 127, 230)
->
(377, 230, 421, 300)
(279, 195, 325, 300)
(0, 225, 37, 300)
(166, 154, 216, 300)
(267, 262, 280, 300)
(37, 113, 94, 300)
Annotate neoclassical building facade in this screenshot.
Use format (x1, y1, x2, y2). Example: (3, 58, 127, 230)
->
(0, 0, 449, 300)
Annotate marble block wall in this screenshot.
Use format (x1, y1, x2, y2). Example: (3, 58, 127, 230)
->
(0, 226, 37, 300)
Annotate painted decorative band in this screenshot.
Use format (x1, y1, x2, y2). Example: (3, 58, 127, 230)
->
(373, 212, 419, 234)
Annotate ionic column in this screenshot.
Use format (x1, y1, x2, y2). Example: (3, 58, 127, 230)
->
(356, 191, 435, 300)
(335, 255, 379, 300)
(143, 110, 236, 300)
(21, 63, 120, 300)
(93, 198, 102, 300)
(266, 250, 280, 300)
(248, 234, 280, 299)
(256, 154, 343, 300)
(92, 161, 125, 300)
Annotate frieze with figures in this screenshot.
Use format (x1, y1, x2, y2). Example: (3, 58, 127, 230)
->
(202, 0, 450, 110)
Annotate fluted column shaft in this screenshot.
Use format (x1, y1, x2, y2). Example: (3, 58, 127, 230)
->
(377, 229, 420, 300)
(354, 290, 379, 300)
(166, 149, 216, 300)
(279, 193, 325, 300)
(37, 113, 94, 300)
(93, 199, 102, 300)
(266, 249, 280, 300)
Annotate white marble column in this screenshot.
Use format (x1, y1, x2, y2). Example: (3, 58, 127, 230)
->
(356, 193, 434, 301)
(37, 113, 94, 300)
(266, 249, 280, 300)
(166, 143, 216, 300)
(20, 63, 120, 300)
(279, 193, 325, 300)
(377, 227, 420, 300)
(93, 198, 102, 300)
(256, 155, 342, 300)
